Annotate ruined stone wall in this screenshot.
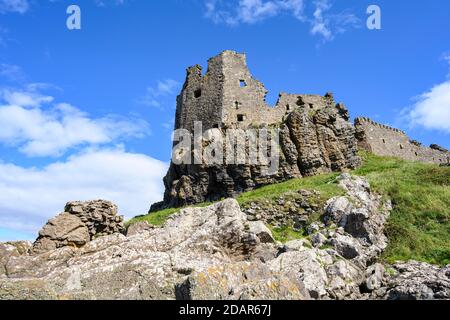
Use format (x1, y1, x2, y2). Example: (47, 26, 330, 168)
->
(175, 56, 225, 132)
(355, 117, 450, 165)
(175, 50, 337, 130)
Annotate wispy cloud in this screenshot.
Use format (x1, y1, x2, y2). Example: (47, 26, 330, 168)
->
(0, 85, 149, 157)
(139, 79, 179, 109)
(403, 56, 450, 133)
(204, 0, 359, 41)
(93, 0, 128, 7)
(0, 63, 25, 82)
(205, 0, 305, 26)
(0, 0, 29, 14)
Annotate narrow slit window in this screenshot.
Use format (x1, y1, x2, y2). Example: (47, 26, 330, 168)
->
(286, 104, 291, 111)
(235, 101, 240, 109)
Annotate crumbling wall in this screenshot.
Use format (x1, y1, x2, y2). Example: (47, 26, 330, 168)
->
(175, 50, 329, 130)
(355, 117, 450, 165)
(175, 57, 224, 132)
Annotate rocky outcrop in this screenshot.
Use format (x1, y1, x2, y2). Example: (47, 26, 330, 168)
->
(4, 175, 436, 300)
(1, 199, 298, 300)
(384, 261, 450, 300)
(32, 200, 125, 254)
(242, 189, 322, 230)
(156, 104, 361, 211)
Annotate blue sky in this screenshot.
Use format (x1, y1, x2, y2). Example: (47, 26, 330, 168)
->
(0, 0, 449, 241)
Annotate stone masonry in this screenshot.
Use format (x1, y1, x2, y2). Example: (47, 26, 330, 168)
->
(355, 117, 450, 165)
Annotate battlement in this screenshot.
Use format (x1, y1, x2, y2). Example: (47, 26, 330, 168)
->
(355, 117, 449, 165)
(354, 117, 406, 135)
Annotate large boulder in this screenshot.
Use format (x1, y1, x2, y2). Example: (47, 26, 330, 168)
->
(31, 200, 125, 254)
(0, 242, 32, 277)
(64, 200, 125, 238)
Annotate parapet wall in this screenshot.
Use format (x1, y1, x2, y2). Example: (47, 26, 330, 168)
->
(355, 117, 450, 165)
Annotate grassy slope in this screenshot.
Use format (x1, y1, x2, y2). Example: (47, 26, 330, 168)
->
(127, 153, 450, 265)
(354, 153, 450, 265)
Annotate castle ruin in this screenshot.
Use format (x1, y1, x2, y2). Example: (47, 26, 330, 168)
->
(152, 50, 449, 211)
(175, 50, 336, 131)
(355, 117, 449, 165)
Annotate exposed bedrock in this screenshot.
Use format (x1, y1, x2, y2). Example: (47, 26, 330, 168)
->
(155, 104, 361, 211)
(4, 175, 446, 300)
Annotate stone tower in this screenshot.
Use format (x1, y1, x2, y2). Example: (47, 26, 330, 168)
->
(175, 50, 320, 131)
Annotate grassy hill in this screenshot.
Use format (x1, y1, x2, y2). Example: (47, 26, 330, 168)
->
(128, 153, 450, 266)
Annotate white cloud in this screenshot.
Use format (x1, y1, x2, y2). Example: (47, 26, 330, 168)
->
(404, 57, 450, 133)
(406, 80, 450, 133)
(205, 0, 304, 26)
(204, 0, 358, 40)
(0, 63, 25, 82)
(0, 0, 29, 14)
(139, 79, 179, 108)
(0, 87, 148, 157)
(310, 0, 331, 40)
(94, 0, 127, 7)
(0, 148, 168, 238)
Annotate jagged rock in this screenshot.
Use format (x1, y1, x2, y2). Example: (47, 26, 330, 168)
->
(177, 261, 310, 300)
(0, 242, 32, 277)
(126, 221, 154, 237)
(330, 234, 363, 260)
(247, 221, 275, 243)
(311, 232, 327, 248)
(281, 239, 313, 252)
(4, 176, 445, 301)
(325, 196, 352, 227)
(384, 261, 450, 300)
(269, 250, 329, 299)
(65, 200, 125, 238)
(325, 174, 390, 267)
(31, 200, 125, 254)
(364, 263, 385, 292)
(32, 213, 90, 254)
(0, 199, 294, 300)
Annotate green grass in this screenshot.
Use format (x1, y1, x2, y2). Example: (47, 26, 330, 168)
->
(236, 172, 344, 205)
(127, 152, 450, 266)
(267, 225, 306, 243)
(126, 202, 213, 227)
(127, 172, 343, 228)
(354, 152, 450, 266)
